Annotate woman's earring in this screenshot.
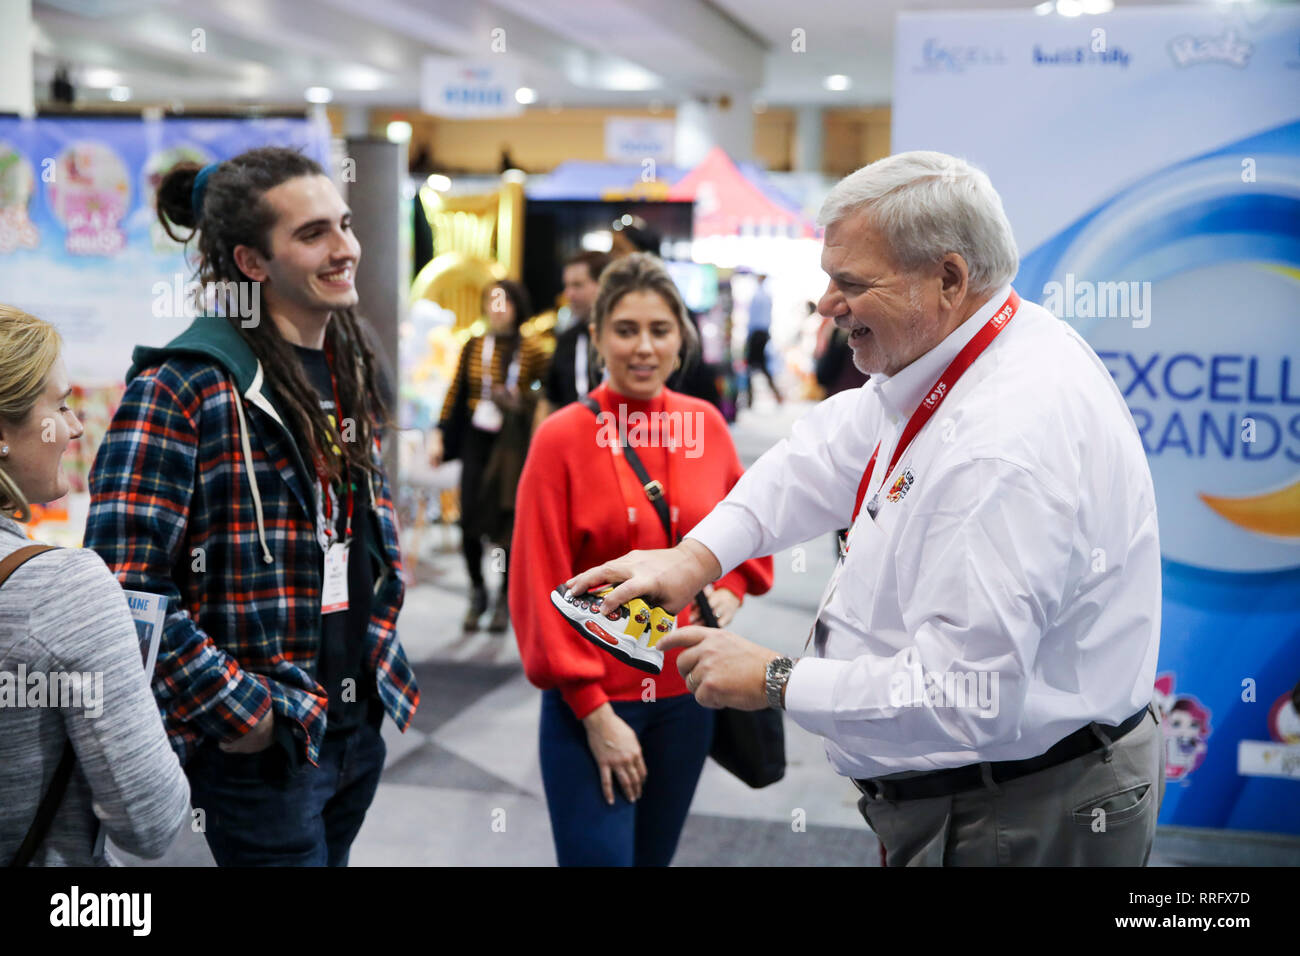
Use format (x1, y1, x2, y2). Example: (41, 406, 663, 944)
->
(0, 445, 8, 456)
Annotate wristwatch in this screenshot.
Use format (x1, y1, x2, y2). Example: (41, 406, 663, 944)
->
(765, 656, 796, 710)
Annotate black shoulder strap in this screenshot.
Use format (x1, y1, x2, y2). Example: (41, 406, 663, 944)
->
(579, 399, 718, 628)
(0, 545, 78, 867)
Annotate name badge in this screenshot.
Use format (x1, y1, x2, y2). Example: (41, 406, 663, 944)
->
(322, 541, 350, 614)
(471, 398, 503, 433)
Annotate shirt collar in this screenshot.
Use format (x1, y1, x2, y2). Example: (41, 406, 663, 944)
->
(870, 284, 1013, 424)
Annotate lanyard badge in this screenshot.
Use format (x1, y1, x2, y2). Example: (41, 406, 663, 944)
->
(316, 341, 355, 615)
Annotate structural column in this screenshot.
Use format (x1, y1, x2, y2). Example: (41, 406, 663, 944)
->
(794, 106, 825, 174)
(0, 0, 34, 116)
(675, 91, 755, 167)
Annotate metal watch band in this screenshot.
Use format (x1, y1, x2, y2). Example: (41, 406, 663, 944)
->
(765, 656, 795, 710)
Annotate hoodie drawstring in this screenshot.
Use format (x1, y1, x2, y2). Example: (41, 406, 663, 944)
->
(232, 379, 275, 565)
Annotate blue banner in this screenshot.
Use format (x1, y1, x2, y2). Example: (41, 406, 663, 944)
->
(895, 5, 1300, 835)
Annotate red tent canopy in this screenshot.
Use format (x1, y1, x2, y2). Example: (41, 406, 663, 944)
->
(666, 147, 816, 239)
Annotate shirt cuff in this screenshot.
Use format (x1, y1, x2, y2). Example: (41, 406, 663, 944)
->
(685, 502, 763, 579)
(561, 682, 609, 721)
(783, 656, 850, 740)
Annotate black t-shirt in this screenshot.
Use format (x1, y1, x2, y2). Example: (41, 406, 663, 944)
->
(292, 344, 376, 737)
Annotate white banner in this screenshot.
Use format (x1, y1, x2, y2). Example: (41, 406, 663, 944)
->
(419, 58, 522, 118)
(605, 118, 674, 163)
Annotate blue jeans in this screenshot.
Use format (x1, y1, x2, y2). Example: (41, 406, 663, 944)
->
(185, 719, 387, 867)
(539, 689, 714, 867)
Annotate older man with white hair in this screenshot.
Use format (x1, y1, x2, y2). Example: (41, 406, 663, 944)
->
(566, 150, 1164, 866)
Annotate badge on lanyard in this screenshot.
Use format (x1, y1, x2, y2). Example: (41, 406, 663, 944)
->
(322, 540, 350, 614)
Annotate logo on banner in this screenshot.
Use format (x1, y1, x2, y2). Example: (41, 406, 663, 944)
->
(1268, 688, 1300, 744)
(922, 382, 947, 409)
(1168, 30, 1253, 69)
(886, 469, 914, 504)
(1154, 673, 1212, 783)
(912, 38, 1007, 74)
(1032, 43, 1131, 68)
(420, 57, 522, 118)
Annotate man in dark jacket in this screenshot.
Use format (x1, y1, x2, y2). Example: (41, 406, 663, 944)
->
(543, 250, 610, 413)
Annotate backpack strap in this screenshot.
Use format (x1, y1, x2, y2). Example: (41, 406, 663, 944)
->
(0, 544, 77, 867)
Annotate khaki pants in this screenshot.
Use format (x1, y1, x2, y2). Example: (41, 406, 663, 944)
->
(857, 707, 1165, 866)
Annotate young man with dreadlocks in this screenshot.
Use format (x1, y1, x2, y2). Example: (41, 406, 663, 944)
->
(85, 146, 419, 866)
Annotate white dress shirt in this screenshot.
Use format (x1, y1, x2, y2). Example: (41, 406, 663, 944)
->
(689, 285, 1161, 780)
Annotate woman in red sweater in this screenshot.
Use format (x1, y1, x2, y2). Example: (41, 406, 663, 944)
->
(510, 253, 773, 866)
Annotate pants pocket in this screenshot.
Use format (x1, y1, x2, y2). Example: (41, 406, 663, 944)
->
(1071, 781, 1152, 829)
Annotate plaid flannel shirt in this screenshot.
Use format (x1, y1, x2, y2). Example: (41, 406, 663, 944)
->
(85, 317, 419, 766)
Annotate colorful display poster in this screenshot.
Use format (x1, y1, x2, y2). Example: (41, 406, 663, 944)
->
(0, 115, 330, 543)
(894, 4, 1300, 836)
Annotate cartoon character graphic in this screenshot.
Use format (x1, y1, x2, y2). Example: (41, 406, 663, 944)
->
(0, 143, 39, 253)
(46, 142, 130, 256)
(1153, 673, 1212, 782)
(1267, 682, 1300, 744)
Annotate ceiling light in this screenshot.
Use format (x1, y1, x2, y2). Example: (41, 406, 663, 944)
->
(425, 174, 451, 191)
(82, 67, 121, 89)
(386, 120, 412, 143)
(108, 85, 131, 102)
(515, 87, 537, 105)
(1056, 0, 1084, 16)
(1079, 0, 1113, 12)
(1034, 1, 1055, 13)
(823, 74, 850, 92)
(305, 86, 333, 104)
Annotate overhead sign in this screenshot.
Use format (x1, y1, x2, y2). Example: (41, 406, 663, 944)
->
(420, 58, 522, 119)
(604, 117, 674, 164)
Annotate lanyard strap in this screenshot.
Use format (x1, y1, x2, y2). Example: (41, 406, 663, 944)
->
(479, 334, 521, 399)
(316, 341, 355, 544)
(850, 289, 1020, 524)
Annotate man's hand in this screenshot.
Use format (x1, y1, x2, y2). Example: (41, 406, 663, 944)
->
(565, 539, 722, 616)
(657, 626, 780, 711)
(219, 710, 275, 754)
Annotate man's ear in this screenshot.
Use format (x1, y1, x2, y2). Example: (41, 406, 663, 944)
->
(937, 253, 970, 314)
(232, 244, 270, 283)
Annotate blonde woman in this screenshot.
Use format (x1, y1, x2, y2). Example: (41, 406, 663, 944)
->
(0, 305, 189, 866)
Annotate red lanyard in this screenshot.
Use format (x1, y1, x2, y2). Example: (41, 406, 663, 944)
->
(316, 341, 354, 544)
(850, 289, 1020, 525)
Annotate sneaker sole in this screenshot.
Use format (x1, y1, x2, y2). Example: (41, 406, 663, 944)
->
(549, 588, 663, 675)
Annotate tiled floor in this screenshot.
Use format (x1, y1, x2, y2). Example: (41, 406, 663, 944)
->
(116, 399, 1203, 866)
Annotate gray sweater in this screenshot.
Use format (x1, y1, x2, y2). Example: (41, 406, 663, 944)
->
(0, 515, 190, 865)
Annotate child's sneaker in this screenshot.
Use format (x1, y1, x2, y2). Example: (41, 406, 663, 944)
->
(549, 585, 674, 675)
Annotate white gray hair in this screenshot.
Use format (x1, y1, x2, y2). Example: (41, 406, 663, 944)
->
(817, 151, 1019, 294)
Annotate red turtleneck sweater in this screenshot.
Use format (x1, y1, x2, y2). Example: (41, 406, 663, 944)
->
(509, 383, 775, 718)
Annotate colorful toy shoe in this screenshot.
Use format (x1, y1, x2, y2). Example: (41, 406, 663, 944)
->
(550, 585, 674, 674)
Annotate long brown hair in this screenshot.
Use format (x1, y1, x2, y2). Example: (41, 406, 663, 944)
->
(155, 146, 388, 483)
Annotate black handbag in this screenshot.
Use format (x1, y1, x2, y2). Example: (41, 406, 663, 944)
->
(580, 399, 786, 788)
(1, 545, 77, 867)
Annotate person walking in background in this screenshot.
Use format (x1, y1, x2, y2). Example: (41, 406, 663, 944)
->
(85, 147, 419, 867)
(543, 251, 610, 414)
(813, 300, 870, 397)
(742, 273, 783, 407)
(1, 306, 189, 866)
(509, 254, 773, 866)
(430, 279, 549, 633)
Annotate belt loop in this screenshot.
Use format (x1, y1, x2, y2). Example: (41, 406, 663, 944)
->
(1088, 722, 1115, 762)
(978, 762, 999, 794)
